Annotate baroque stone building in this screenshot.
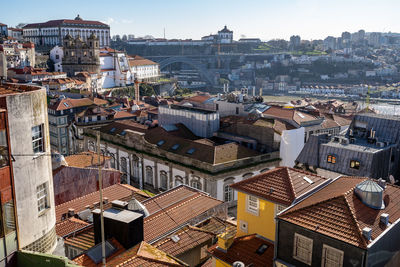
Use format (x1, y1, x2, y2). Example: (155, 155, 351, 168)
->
(62, 33, 100, 76)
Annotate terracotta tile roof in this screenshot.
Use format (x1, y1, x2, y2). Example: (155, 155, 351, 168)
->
(128, 55, 158, 67)
(0, 83, 41, 96)
(92, 97, 108, 106)
(72, 238, 125, 267)
(48, 98, 94, 111)
(230, 167, 330, 206)
(263, 106, 318, 126)
(23, 19, 109, 29)
(142, 185, 223, 242)
(64, 152, 110, 168)
(55, 184, 149, 223)
(185, 94, 211, 104)
(113, 110, 135, 119)
(100, 120, 149, 136)
(208, 234, 274, 267)
(144, 126, 260, 164)
(153, 225, 215, 256)
(55, 217, 89, 237)
(279, 177, 400, 248)
(64, 225, 95, 251)
(196, 217, 237, 237)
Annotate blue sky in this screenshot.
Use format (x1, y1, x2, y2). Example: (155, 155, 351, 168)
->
(2, 0, 399, 40)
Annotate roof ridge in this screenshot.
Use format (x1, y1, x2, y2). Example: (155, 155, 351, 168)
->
(285, 167, 297, 199)
(56, 183, 128, 209)
(144, 194, 202, 223)
(343, 193, 369, 248)
(230, 167, 284, 187)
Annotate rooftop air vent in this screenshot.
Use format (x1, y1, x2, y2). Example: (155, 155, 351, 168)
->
(380, 213, 389, 226)
(171, 235, 180, 243)
(355, 180, 385, 210)
(362, 227, 372, 241)
(341, 138, 349, 145)
(233, 262, 245, 267)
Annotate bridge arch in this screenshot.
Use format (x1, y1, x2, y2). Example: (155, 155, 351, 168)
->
(158, 56, 215, 86)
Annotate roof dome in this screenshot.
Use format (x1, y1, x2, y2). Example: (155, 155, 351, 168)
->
(354, 180, 385, 209)
(75, 14, 83, 20)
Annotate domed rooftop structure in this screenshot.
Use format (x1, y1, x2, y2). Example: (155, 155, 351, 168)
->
(354, 179, 385, 209)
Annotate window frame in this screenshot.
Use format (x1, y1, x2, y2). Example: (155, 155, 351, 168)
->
(37, 182, 49, 214)
(274, 204, 287, 217)
(246, 195, 259, 216)
(327, 154, 337, 164)
(293, 233, 313, 265)
(32, 124, 45, 154)
(321, 244, 344, 267)
(349, 159, 360, 169)
(224, 184, 233, 202)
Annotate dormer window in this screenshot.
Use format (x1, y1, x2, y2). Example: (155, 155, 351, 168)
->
(171, 144, 179, 150)
(327, 155, 336, 164)
(350, 160, 360, 169)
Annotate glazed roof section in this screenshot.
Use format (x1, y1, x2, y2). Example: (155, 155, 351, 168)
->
(279, 176, 400, 249)
(230, 167, 330, 206)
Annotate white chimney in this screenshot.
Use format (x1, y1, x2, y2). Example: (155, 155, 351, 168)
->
(380, 213, 389, 226)
(362, 227, 372, 240)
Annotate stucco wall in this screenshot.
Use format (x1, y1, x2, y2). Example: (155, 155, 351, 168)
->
(6, 88, 56, 252)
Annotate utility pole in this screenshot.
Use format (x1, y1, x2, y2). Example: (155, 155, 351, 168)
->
(97, 131, 106, 267)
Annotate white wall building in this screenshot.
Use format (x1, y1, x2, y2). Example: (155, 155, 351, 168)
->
(23, 15, 110, 47)
(159, 105, 220, 138)
(2, 84, 57, 253)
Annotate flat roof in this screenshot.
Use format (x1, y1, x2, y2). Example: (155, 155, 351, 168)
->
(93, 208, 143, 223)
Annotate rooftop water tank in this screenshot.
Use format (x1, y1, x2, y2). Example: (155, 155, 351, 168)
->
(354, 180, 385, 210)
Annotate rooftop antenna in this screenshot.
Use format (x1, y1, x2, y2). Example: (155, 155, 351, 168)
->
(163, 27, 166, 39)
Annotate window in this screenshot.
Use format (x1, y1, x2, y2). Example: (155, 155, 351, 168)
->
(235, 107, 239, 115)
(246, 195, 259, 215)
(191, 180, 201, 190)
(157, 140, 165, 146)
(327, 155, 336, 164)
(175, 176, 183, 187)
(145, 166, 153, 185)
(37, 183, 49, 213)
(293, 233, 313, 265)
(216, 104, 219, 111)
(186, 148, 196, 155)
(224, 184, 233, 202)
(0, 118, 9, 168)
(160, 171, 168, 190)
(32, 124, 45, 154)
(350, 160, 360, 169)
(171, 144, 179, 150)
(275, 204, 286, 216)
(322, 244, 344, 267)
(68, 247, 81, 259)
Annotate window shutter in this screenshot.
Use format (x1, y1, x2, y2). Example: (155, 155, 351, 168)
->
(321, 246, 327, 267)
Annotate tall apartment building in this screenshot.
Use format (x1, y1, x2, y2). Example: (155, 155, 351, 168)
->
(0, 83, 57, 254)
(23, 15, 110, 47)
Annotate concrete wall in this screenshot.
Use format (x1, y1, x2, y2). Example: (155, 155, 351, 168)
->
(6, 87, 56, 252)
(280, 127, 305, 167)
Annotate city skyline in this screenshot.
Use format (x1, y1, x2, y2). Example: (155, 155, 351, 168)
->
(3, 0, 400, 41)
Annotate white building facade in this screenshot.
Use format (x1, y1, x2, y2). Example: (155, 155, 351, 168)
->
(23, 15, 110, 47)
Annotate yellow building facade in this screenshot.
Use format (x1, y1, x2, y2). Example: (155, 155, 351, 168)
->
(236, 191, 284, 241)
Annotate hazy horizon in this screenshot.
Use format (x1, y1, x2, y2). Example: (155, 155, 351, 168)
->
(3, 0, 400, 41)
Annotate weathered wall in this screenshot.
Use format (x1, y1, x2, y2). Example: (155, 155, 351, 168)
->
(6, 87, 57, 252)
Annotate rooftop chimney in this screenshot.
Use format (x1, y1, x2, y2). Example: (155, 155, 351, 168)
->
(380, 213, 389, 226)
(92, 207, 143, 249)
(362, 227, 372, 241)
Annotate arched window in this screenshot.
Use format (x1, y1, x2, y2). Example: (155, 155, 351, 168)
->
(120, 157, 128, 183)
(145, 166, 153, 185)
(224, 184, 233, 202)
(109, 153, 116, 169)
(160, 171, 168, 190)
(191, 180, 202, 190)
(242, 172, 254, 179)
(174, 176, 183, 187)
(260, 168, 270, 173)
